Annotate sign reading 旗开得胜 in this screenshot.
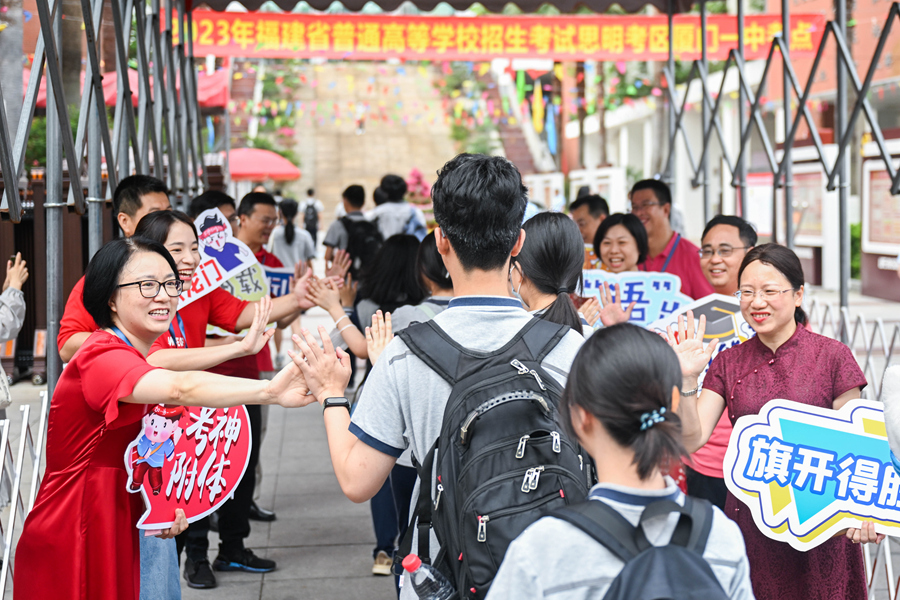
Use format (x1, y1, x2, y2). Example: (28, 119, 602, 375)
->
(725, 398, 900, 551)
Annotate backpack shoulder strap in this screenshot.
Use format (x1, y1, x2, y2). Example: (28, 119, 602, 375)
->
(520, 317, 569, 362)
(396, 321, 462, 385)
(638, 497, 714, 554)
(550, 501, 641, 563)
(417, 303, 439, 321)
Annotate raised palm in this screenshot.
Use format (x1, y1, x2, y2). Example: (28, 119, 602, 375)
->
(665, 311, 720, 380)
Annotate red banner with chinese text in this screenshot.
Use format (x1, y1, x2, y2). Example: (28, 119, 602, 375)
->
(182, 11, 825, 62)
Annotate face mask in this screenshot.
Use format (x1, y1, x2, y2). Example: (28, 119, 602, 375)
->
(509, 265, 526, 307)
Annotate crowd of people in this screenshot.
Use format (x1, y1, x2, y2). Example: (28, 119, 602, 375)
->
(7, 153, 886, 600)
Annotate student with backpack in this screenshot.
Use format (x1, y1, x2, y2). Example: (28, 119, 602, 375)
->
(301, 188, 324, 246)
(367, 174, 428, 241)
(324, 184, 384, 278)
(487, 323, 754, 600)
(290, 154, 588, 600)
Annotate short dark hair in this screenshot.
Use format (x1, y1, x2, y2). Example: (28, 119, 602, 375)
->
(342, 185, 365, 209)
(593, 213, 649, 266)
(307, 188, 315, 196)
(738, 243, 807, 326)
(569, 194, 610, 219)
(560, 323, 687, 481)
(516, 212, 584, 335)
(238, 192, 277, 217)
(189, 190, 236, 219)
(417, 231, 452, 293)
(630, 179, 672, 207)
(83, 237, 179, 329)
(702, 215, 758, 248)
(373, 186, 389, 206)
(133, 210, 198, 246)
(113, 175, 168, 217)
(357, 235, 427, 312)
(380, 174, 408, 202)
(430, 154, 527, 272)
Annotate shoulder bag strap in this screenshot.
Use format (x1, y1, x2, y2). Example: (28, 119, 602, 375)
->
(396, 321, 462, 385)
(551, 501, 641, 563)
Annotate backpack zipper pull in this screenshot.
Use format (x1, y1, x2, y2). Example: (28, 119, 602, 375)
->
(529, 369, 547, 391)
(579, 455, 584, 471)
(551, 432, 561, 454)
(510, 359, 529, 375)
(515, 435, 530, 459)
(530, 466, 545, 491)
(434, 483, 443, 511)
(521, 468, 535, 493)
(477, 515, 490, 542)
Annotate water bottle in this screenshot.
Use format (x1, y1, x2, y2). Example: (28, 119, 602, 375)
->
(401, 554, 455, 600)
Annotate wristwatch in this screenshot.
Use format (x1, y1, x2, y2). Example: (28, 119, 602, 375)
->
(323, 397, 351, 412)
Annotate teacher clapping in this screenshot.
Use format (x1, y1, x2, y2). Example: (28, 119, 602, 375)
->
(14, 237, 314, 600)
(670, 243, 877, 600)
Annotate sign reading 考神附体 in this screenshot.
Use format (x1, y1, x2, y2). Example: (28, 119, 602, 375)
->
(179, 11, 826, 62)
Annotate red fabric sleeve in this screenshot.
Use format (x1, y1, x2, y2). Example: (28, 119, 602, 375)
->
(702, 350, 729, 398)
(208, 288, 250, 334)
(830, 340, 868, 398)
(57, 277, 99, 352)
(78, 335, 158, 426)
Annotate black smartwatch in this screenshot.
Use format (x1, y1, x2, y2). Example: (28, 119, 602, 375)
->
(323, 397, 351, 412)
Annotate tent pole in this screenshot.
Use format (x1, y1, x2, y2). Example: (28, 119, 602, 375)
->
(836, 0, 850, 319)
(737, 0, 747, 218)
(782, 0, 794, 248)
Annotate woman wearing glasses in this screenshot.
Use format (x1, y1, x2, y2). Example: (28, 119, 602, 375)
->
(14, 237, 316, 600)
(670, 243, 874, 600)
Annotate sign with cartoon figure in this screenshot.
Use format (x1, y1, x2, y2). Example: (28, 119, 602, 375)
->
(125, 404, 252, 529)
(648, 294, 755, 384)
(724, 398, 900, 551)
(582, 270, 693, 328)
(179, 208, 257, 309)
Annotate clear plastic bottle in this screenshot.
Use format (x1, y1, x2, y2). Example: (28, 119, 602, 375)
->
(401, 554, 455, 600)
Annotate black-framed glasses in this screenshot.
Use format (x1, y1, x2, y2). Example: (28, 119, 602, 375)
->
(118, 279, 184, 298)
(699, 246, 751, 259)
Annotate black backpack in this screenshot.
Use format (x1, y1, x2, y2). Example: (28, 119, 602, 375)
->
(304, 201, 319, 232)
(551, 497, 729, 600)
(396, 318, 592, 600)
(341, 216, 383, 278)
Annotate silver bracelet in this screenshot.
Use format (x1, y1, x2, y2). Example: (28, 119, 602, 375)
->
(334, 314, 350, 327)
(681, 386, 700, 397)
(338, 323, 354, 334)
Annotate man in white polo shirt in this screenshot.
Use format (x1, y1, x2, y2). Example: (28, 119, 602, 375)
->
(293, 154, 585, 599)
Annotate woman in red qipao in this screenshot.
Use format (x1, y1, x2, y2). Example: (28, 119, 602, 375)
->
(670, 243, 880, 600)
(14, 237, 318, 600)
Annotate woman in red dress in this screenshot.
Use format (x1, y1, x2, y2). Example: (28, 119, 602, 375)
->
(671, 243, 879, 600)
(14, 237, 316, 600)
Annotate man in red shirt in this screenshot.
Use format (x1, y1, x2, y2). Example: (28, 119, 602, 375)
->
(57, 175, 171, 362)
(630, 179, 715, 300)
(687, 214, 758, 510)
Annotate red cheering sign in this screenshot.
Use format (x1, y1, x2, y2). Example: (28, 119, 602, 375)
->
(124, 404, 252, 529)
(180, 11, 826, 62)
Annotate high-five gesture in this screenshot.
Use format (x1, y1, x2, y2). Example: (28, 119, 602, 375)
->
(366, 310, 393, 365)
(290, 262, 317, 311)
(237, 296, 276, 356)
(598, 282, 636, 327)
(292, 326, 352, 402)
(665, 311, 719, 387)
(263, 348, 314, 408)
(579, 297, 601, 328)
(326, 249, 352, 281)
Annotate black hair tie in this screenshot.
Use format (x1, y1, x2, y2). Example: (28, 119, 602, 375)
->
(557, 287, 568, 294)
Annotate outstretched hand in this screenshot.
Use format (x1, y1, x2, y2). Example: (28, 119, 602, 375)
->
(598, 282, 636, 327)
(326, 249, 352, 281)
(238, 296, 276, 356)
(290, 263, 317, 311)
(264, 351, 314, 408)
(291, 326, 352, 402)
(306, 277, 342, 313)
(579, 297, 601, 328)
(3, 252, 28, 292)
(665, 311, 719, 382)
(366, 310, 393, 365)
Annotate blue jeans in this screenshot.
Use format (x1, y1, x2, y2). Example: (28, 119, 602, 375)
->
(140, 534, 181, 600)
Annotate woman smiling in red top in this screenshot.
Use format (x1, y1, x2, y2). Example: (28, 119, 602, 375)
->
(14, 237, 314, 600)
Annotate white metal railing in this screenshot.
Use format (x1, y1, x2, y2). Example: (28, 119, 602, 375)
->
(0, 392, 50, 596)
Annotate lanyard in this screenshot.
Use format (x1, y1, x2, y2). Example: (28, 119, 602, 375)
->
(110, 326, 134, 348)
(168, 313, 188, 349)
(660, 234, 681, 274)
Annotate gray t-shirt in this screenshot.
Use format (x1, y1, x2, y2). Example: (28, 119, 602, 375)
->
(488, 481, 754, 600)
(351, 296, 585, 598)
(268, 225, 315, 267)
(322, 211, 366, 251)
(366, 202, 426, 240)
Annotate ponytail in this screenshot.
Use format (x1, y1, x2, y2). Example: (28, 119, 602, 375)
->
(279, 199, 299, 246)
(560, 324, 687, 481)
(518, 212, 585, 335)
